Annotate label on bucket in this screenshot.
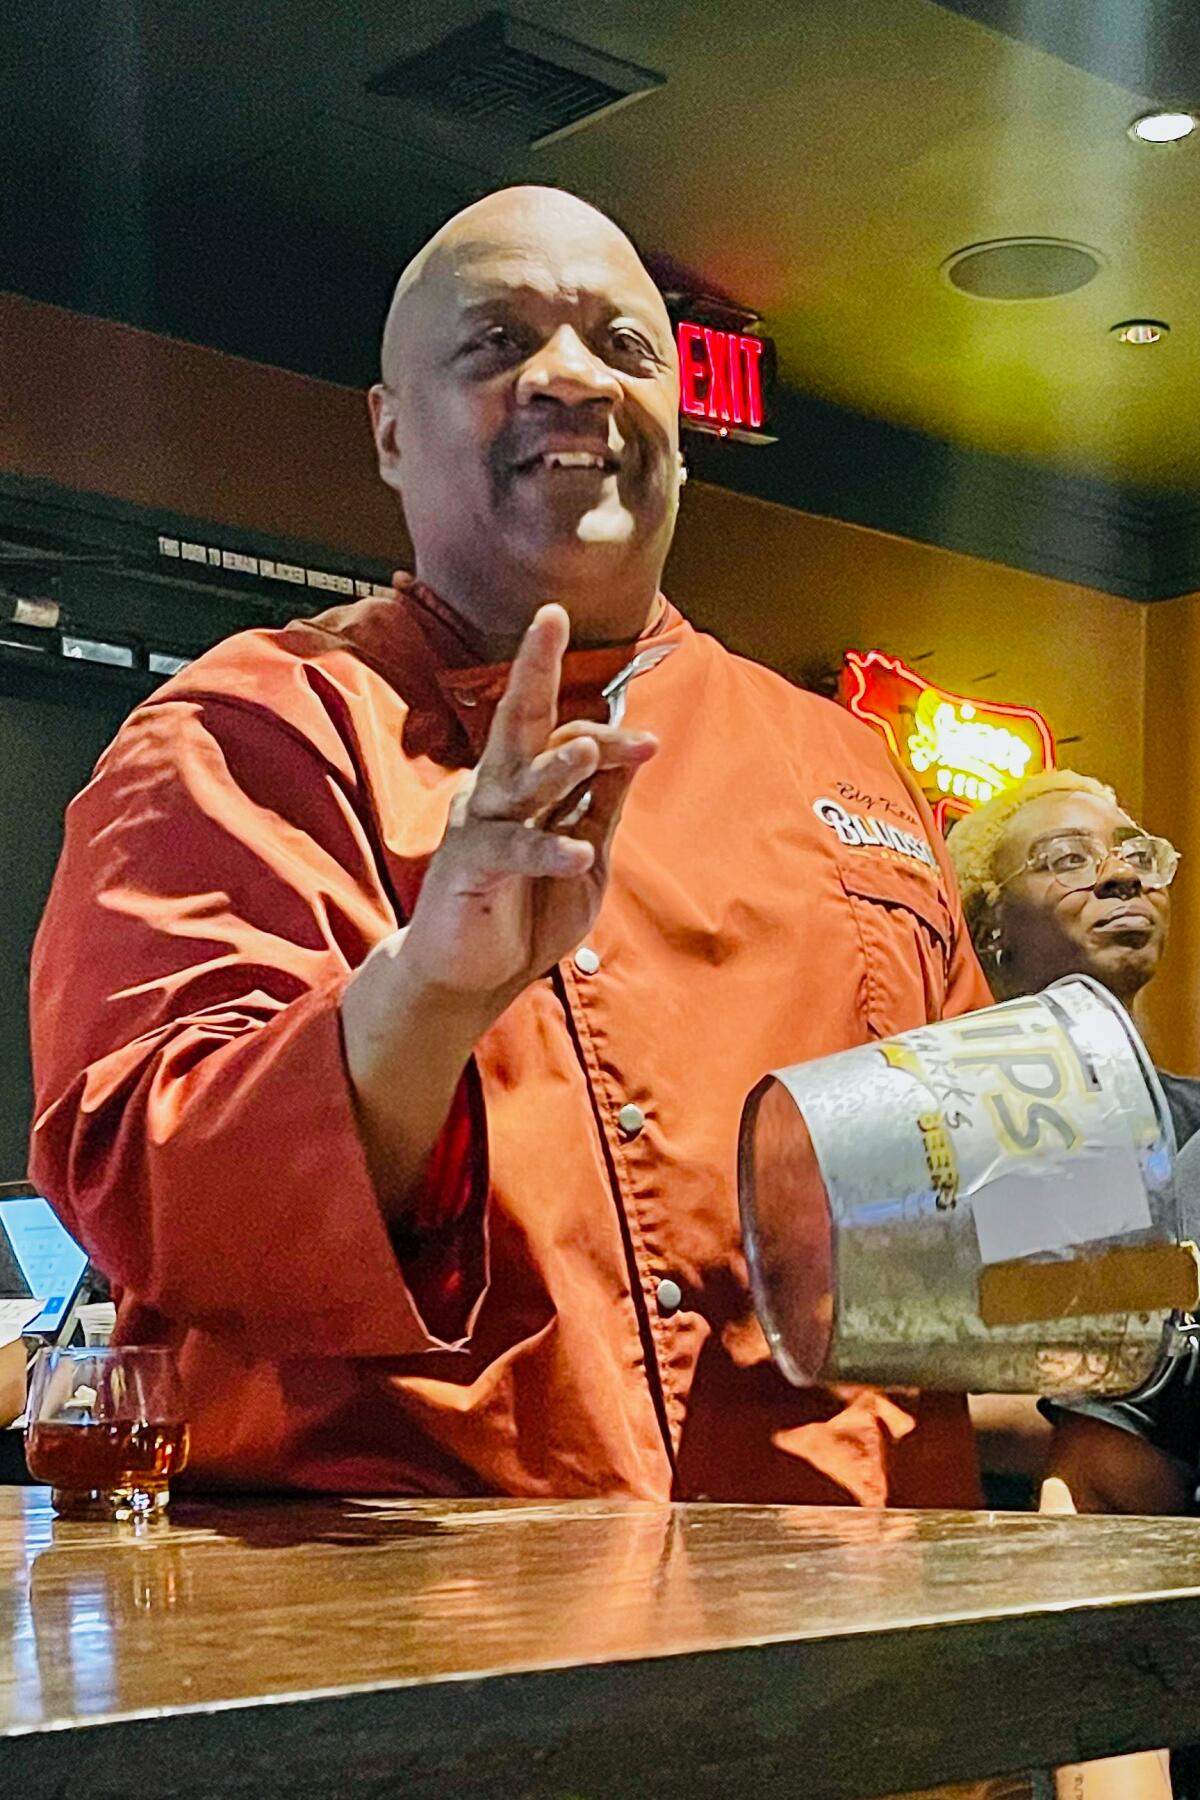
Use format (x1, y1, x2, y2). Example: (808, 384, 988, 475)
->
(883, 995, 1153, 1264)
(971, 1144, 1148, 1265)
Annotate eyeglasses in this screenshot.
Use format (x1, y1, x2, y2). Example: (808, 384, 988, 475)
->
(1002, 832, 1180, 894)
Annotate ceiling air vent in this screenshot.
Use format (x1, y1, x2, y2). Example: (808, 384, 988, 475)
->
(366, 12, 665, 149)
(942, 238, 1105, 301)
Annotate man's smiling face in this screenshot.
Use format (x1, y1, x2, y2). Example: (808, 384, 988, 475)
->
(371, 188, 681, 646)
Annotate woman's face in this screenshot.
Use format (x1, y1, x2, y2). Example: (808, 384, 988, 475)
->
(992, 788, 1172, 1005)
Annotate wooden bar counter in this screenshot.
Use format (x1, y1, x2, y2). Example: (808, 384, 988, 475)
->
(5, 1486, 1200, 1798)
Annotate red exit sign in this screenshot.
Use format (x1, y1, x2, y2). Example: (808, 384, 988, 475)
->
(676, 321, 768, 431)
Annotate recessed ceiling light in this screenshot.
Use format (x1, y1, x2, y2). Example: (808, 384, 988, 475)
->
(1111, 320, 1170, 345)
(1129, 111, 1195, 144)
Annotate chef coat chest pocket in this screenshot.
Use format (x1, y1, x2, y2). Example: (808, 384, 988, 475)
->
(839, 862, 952, 1038)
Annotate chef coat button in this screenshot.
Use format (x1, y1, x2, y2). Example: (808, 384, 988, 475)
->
(656, 1278, 683, 1316)
(574, 945, 601, 975)
(617, 1102, 645, 1137)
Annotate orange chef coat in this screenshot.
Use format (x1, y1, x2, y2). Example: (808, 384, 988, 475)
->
(30, 578, 993, 1503)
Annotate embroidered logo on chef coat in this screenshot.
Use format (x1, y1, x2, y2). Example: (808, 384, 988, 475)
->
(813, 797, 937, 869)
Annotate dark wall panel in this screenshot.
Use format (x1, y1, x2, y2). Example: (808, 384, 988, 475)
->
(0, 684, 133, 1178)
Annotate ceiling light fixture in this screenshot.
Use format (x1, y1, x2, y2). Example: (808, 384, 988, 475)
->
(1129, 111, 1195, 144)
(1111, 320, 1170, 345)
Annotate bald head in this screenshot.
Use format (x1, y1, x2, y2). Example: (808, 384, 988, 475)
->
(368, 183, 683, 654)
(381, 186, 672, 385)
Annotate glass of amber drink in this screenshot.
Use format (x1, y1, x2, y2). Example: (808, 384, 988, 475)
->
(25, 1347, 190, 1521)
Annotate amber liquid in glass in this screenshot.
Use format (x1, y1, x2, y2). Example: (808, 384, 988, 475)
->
(26, 1420, 191, 1519)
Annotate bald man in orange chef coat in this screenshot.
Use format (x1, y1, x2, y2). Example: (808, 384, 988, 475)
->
(29, 186, 992, 1503)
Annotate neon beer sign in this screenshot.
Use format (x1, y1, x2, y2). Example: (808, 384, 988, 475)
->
(839, 650, 1055, 829)
(676, 321, 767, 431)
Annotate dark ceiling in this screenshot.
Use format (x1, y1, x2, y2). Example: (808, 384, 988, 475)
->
(3, 0, 1200, 598)
(930, 0, 1200, 106)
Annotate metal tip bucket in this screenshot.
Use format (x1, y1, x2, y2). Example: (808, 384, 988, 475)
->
(740, 977, 1189, 1395)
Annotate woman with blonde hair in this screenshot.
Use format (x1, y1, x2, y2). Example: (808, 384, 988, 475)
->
(950, 769, 1194, 1800)
(950, 768, 1179, 1020)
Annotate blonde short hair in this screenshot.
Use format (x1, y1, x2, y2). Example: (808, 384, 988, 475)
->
(947, 769, 1119, 923)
